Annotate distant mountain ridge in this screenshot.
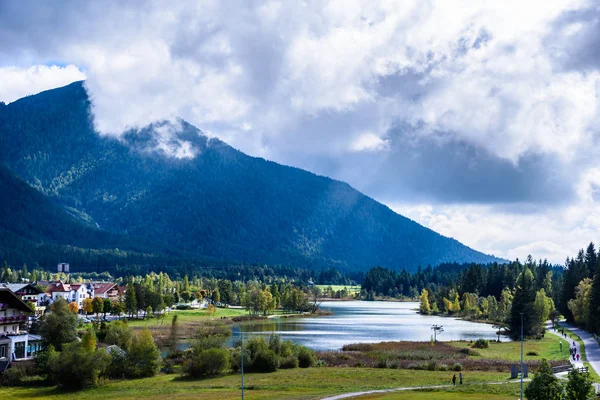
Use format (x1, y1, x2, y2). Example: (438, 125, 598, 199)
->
(0, 81, 503, 272)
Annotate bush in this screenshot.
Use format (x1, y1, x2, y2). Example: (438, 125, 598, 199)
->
(453, 362, 463, 371)
(376, 357, 389, 368)
(298, 347, 316, 368)
(47, 342, 110, 389)
(438, 364, 448, 371)
(184, 348, 231, 377)
(0, 366, 24, 386)
(279, 355, 299, 369)
(246, 336, 269, 360)
(426, 360, 437, 371)
(458, 347, 481, 356)
(229, 347, 252, 372)
(472, 339, 489, 349)
(251, 350, 279, 373)
(125, 329, 161, 378)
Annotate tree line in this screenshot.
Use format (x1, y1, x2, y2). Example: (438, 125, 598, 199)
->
(364, 257, 563, 338)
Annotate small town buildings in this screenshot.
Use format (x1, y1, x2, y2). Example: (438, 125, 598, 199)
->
(0, 288, 41, 364)
(46, 281, 72, 302)
(0, 283, 41, 303)
(91, 283, 118, 300)
(70, 283, 91, 308)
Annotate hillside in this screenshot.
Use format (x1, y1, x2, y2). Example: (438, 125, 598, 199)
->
(0, 82, 502, 272)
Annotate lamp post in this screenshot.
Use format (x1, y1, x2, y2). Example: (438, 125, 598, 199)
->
(240, 324, 245, 400)
(520, 312, 524, 400)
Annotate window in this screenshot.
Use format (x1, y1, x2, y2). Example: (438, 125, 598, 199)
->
(14, 341, 25, 359)
(0, 344, 6, 358)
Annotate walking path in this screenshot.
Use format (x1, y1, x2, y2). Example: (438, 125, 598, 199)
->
(323, 322, 598, 400)
(546, 321, 585, 371)
(551, 320, 600, 376)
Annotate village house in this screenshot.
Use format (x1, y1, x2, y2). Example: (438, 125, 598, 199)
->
(0, 288, 41, 371)
(45, 281, 72, 303)
(70, 283, 91, 308)
(91, 282, 118, 300)
(0, 283, 42, 303)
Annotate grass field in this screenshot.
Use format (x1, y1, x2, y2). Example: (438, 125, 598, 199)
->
(316, 284, 361, 294)
(125, 307, 248, 328)
(449, 334, 568, 362)
(358, 383, 522, 400)
(0, 369, 513, 400)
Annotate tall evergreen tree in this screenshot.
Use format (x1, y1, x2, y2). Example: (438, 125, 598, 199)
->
(510, 267, 537, 338)
(587, 257, 600, 333)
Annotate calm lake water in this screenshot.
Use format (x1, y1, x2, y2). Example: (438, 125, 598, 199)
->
(231, 301, 508, 351)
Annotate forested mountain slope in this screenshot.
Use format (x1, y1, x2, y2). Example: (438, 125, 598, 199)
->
(0, 82, 502, 272)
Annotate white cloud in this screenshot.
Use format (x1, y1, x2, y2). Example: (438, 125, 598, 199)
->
(3, 0, 600, 262)
(0, 65, 85, 103)
(350, 132, 389, 152)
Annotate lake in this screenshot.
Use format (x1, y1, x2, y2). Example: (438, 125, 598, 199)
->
(231, 301, 508, 351)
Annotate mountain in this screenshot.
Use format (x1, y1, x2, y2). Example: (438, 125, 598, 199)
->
(0, 82, 502, 272)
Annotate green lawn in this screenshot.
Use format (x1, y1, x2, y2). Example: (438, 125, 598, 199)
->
(449, 334, 568, 362)
(125, 307, 248, 328)
(316, 285, 361, 294)
(0, 368, 512, 400)
(358, 383, 522, 400)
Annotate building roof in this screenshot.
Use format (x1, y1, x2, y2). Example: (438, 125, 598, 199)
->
(0, 283, 42, 295)
(45, 281, 71, 294)
(0, 288, 34, 313)
(92, 283, 116, 295)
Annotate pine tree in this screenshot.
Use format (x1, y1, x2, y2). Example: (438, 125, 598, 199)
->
(125, 279, 137, 318)
(588, 260, 600, 333)
(510, 267, 537, 338)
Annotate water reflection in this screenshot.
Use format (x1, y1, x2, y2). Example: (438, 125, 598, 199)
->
(231, 301, 509, 351)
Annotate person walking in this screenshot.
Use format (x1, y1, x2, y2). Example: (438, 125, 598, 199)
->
(452, 374, 456, 386)
(459, 372, 463, 385)
(577, 353, 580, 362)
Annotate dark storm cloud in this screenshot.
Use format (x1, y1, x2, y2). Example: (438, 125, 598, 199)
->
(284, 125, 573, 205)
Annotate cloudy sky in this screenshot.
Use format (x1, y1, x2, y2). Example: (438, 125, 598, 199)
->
(1, 0, 600, 264)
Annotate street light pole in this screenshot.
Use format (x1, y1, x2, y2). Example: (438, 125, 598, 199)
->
(240, 324, 245, 400)
(520, 312, 524, 400)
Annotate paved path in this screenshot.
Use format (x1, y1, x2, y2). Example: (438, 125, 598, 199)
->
(553, 320, 600, 376)
(546, 321, 585, 370)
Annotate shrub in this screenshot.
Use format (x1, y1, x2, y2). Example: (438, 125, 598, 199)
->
(438, 364, 448, 371)
(125, 329, 161, 378)
(251, 350, 279, 373)
(184, 348, 230, 377)
(298, 347, 316, 368)
(376, 357, 389, 368)
(47, 342, 110, 389)
(229, 347, 252, 372)
(458, 347, 481, 356)
(246, 336, 269, 360)
(0, 366, 24, 386)
(105, 320, 134, 350)
(426, 360, 437, 371)
(453, 362, 463, 371)
(472, 339, 489, 349)
(279, 355, 299, 369)
(268, 334, 282, 355)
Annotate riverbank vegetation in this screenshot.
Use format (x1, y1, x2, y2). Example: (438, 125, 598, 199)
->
(363, 259, 559, 338)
